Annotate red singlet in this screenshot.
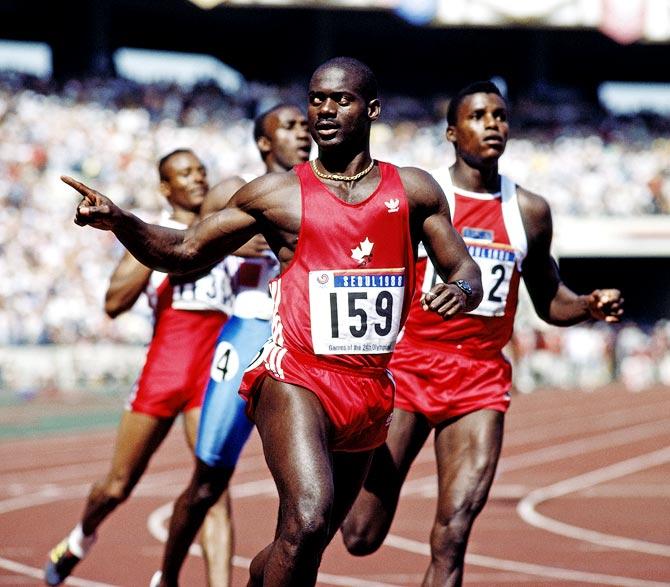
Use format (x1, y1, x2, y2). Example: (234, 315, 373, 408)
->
(392, 173, 527, 424)
(127, 217, 232, 418)
(241, 161, 415, 450)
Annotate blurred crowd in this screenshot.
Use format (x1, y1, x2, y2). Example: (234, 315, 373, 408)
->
(510, 292, 670, 393)
(1, 72, 669, 393)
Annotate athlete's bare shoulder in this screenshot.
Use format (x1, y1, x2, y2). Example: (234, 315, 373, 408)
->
(516, 185, 551, 228)
(228, 170, 302, 239)
(231, 169, 300, 212)
(516, 184, 553, 246)
(202, 175, 246, 216)
(397, 166, 446, 213)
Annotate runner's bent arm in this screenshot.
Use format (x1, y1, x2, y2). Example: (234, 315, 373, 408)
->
(519, 188, 623, 325)
(401, 167, 483, 318)
(104, 251, 152, 318)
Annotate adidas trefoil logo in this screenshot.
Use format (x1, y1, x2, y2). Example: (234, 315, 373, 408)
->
(385, 198, 399, 213)
(351, 237, 374, 265)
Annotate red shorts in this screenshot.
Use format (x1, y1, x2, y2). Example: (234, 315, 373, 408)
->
(239, 342, 394, 452)
(127, 309, 228, 419)
(390, 334, 511, 426)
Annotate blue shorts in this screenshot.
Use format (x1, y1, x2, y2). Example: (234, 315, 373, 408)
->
(195, 315, 270, 468)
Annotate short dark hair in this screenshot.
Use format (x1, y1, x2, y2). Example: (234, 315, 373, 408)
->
(446, 81, 504, 126)
(253, 103, 298, 141)
(312, 56, 378, 102)
(158, 149, 194, 181)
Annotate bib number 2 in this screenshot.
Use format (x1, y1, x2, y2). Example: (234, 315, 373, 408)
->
(422, 245, 516, 317)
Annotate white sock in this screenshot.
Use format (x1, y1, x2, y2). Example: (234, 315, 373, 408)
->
(149, 570, 162, 587)
(67, 524, 96, 559)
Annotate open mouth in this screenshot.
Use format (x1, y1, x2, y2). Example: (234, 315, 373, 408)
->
(483, 135, 504, 146)
(315, 122, 339, 137)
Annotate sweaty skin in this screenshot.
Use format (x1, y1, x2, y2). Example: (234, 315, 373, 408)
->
(65, 58, 483, 587)
(341, 86, 623, 587)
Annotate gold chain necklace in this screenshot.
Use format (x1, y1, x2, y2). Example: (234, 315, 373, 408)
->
(310, 159, 375, 182)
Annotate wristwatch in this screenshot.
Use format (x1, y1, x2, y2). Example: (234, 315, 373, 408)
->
(450, 279, 473, 297)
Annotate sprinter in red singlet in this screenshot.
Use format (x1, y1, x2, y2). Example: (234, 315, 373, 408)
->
(63, 58, 483, 586)
(342, 81, 624, 586)
(45, 150, 232, 586)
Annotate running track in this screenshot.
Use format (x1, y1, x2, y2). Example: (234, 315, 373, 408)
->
(1, 384, 668, 586)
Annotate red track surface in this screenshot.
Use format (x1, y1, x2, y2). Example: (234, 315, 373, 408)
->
(1, 385, 669, 586)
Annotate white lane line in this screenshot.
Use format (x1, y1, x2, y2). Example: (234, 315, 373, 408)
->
(0, 486, 88, 514)
(0, 444, 266, 485)
(147, 502, 401, 587)
(402, 418, 669, 496)
(501, 419, 669, 472)
(517, 445, 670, 557)
(0, 556, 117, 586)
(383, 534, 668, 587)
(506, 400, 670, 447)
(368, 399, 670, 471)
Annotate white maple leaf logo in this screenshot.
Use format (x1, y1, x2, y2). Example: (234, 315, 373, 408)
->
(385, 198, 399, 213)
(351, 237, 374, 265)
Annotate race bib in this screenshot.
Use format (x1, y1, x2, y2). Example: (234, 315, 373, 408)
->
(172, 263, 235, 314)
(209, 341, 241, 383)
(309, 269, 406, 355)
(422, 243, 516, 317)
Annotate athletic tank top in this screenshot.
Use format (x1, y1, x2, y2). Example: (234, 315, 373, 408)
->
(404, 171, 527, 354)
(146, 215, 234, 319)
(224, 252, 278, 320)
(270, 160, 415, 370)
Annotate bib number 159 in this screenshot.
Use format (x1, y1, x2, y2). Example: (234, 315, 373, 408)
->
(329, 291, 394, 338)
(309, 270, 405, 355)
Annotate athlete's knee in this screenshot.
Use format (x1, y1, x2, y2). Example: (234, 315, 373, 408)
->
(186, 478, 227, 513)
(279, 502, 330, 557)
(247, 548, 269, 587)
(95, 472, 135, 506)
(430, 499, 484, 557)
(341, 516, 385, 556)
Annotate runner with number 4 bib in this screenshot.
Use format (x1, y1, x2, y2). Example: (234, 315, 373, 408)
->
(150, 104, 312, 587)
(44, 150, 233, 587)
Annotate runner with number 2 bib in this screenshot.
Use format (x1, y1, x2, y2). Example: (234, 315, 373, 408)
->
(342, 81, 624, 586)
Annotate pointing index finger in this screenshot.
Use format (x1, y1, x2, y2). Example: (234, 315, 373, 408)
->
(61, 175, 93, 197)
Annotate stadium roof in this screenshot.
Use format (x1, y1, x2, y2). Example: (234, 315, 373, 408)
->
(186, 0, 670, 44)
(1, 0, 669, 93)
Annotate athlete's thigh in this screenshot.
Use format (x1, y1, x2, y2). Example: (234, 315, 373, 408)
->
(183, 407, 201, 451)
(433, 409, 504, 514)
(329, 449, 373, 538)
(108, 410, 174, 478)
(194, 317, 265, 468)
(343, 409, 431, 535)
(386, 408, 433, 477)
(254, 377, 334, 506)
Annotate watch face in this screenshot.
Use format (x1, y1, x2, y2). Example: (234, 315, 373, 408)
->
(456, 279, 472, 296)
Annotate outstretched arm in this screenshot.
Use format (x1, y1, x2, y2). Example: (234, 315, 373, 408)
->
(519, 188, 623, 326)
(65, 176, 259, 275)
(402, 167, 483, 319)
(202, 176, 270, 258)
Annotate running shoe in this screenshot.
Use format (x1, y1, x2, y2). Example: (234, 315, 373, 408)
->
(44, 537, 81, 586)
